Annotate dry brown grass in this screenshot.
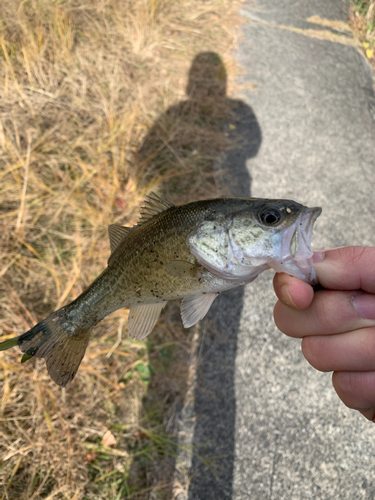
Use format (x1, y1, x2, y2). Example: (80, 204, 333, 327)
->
(350, 1, 375, 69)
(0, 0, 243, 498)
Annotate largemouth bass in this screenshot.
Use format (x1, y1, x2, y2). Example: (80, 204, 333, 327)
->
(0, 194, 321, 387)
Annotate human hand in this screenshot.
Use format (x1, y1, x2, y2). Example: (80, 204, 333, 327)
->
(273, 246, 375, 422)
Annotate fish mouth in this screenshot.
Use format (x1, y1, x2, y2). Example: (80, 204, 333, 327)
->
(279, 207, 322, 285)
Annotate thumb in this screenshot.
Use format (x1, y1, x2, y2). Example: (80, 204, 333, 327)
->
(273, 273, 314, 310)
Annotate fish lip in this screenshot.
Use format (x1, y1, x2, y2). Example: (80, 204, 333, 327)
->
(304, 207, 322, 233)
(284, 206, 322, 284)
(299, 207, 322, 247)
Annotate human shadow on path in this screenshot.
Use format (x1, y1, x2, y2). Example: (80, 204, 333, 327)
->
(137, 52, 261, 202)
(136, 52, 262, 499)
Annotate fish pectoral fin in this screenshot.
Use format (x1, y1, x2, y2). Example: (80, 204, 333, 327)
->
(128, 302, 165, 340)
(180, 292, 218, 329)
(108, 224, 132, 254)
(166, 260, 202, 280)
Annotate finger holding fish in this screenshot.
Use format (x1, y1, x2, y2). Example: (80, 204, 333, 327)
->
(273, 272, 314, 310)
(274, 247, 375, 309)
(274, 288, 375, 338)
(274, 247, 375, 337)
(273, 245, 375, 421)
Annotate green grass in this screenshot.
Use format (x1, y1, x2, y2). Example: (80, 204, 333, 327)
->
(350, 0, 375, 60)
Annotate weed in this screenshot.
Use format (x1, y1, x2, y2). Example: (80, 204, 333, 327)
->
(350, 1, 375, 68)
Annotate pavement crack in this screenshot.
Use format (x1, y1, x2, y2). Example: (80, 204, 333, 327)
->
(269, 451, 278, 500)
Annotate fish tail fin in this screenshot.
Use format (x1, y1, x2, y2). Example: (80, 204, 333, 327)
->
(0, 308, 92, 387)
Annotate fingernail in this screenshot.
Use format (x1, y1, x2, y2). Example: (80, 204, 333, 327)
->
(353, 294, 375, 320)
(313, 251, 325, 263)
(280, 284, 297, 308)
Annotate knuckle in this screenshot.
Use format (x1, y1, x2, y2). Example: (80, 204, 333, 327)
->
(312, 291, 355, 334)
(302, 336, 328, 371)
(314, 294, 334, 332)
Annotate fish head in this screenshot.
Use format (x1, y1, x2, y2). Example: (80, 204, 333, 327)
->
(188, 199, 322, 285)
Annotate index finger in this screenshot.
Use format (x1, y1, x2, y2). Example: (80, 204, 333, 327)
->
(315, 247, 375, 294)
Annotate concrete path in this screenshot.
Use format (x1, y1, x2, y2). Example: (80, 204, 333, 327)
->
(174, 1, 375, 499)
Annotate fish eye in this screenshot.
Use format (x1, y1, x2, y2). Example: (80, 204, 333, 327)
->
(260, 208, 282, 225)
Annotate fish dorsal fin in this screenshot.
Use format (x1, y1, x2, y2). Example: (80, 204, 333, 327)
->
(108, 224, 132, 254)
(166, 260, 202, 280)
(128, 302, 165, 340)
(138, 192, 174, 224)
(180, 292, 218, 329)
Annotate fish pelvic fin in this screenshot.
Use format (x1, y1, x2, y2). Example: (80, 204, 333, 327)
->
(181, 292, 219, 328)
(16, 309, 91, 388)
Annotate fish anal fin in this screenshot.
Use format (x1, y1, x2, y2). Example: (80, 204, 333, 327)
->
(128, 302, 165, 340)
(166, 260, 202, 280)
(108, 224, 132, 254)
(17, 310, 91, 388)
(181, 292, 218, 329)
(138, 192, 174, 224)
